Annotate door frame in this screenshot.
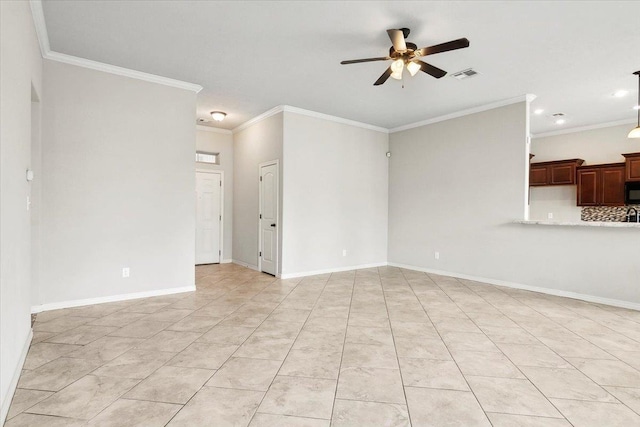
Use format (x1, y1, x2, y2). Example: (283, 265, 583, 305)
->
(257, 159, 279, 276)
(195, 169, 224, 264)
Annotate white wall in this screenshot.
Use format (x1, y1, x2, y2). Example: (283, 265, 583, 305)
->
(196, 127, 233, 260)
(389, 102, 640, 306)
(233, 113, 283, 271)
(532, 124, 640, 164)
(529, 124, 640, 221)
(0, 1, 42, 422)
(39, 60, 197, 306)
(281, 112, 389, 277)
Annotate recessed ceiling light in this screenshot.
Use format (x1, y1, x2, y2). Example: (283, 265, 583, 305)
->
(613, 90, 628, 98)
(533, 109, 544, 115)
(552, 113, 566, 125)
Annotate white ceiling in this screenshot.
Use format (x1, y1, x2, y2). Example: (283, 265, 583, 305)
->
(41, 1, 640, 133)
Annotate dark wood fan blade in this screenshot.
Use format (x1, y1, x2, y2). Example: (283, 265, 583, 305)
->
(416, 38, 470, 56)
(417, 60, 447, 78)
(400, 28, 410, 39)
(340, 57, 390, 65)
(374, 67, 393, 86)
(387, 29, 407, 52)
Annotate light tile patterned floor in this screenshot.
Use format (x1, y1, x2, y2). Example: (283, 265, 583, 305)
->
(6, 264, 640, 426)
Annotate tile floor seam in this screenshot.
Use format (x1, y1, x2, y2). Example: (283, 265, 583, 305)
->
(459, 278, 629, 417)
(244, 273, 333, 425)
(454, 280, 578, 423)
(328, 271, 357, 426)
(379, 268, 412, 422)
(403, 270, 496, 426)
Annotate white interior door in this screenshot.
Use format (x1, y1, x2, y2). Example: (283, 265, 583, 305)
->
(260, 162, 278, 275)
(196, 172, 221, 264)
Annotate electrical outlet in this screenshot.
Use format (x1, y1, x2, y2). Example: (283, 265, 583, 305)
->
(434, 251, 440, 260)
(547, 212, 554, 219)
(122, 267, 130, 278)
(342, 249, 347, 257)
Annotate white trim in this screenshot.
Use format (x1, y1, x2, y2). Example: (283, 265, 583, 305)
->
(221, 259, 233, 264)
(1, 329, 33, 425)
(233, 105, 389, 135)
(232, 259, 259, 271)
(29, 0, 50, 54)
(388, 262, 640, 311)
(29, 1, 202, 93)
(233, 106, 284, 134)
(282, 106, 389, 134)
(279, 262, 389, 280)
(258, 160, 280, 276)
(195, 170, 224, 264)
(531, 118, 637, 139)
(44, 52, 203, 93)
(196, 125, 232, 135)
(389, 94, 537, 133)
(31, 285, 195, 314)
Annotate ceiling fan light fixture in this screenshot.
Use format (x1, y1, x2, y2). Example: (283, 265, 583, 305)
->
(406, 61, 421, 77)
(630, 71, 640, 139)
(390, 70, 403, 80)
(391, 59, 404, 73)
(210, 111, 227, 122)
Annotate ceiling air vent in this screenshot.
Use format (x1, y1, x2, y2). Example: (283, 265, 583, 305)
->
(450, 68, 479, 80)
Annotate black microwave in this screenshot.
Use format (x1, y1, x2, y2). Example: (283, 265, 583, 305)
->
(625, 182, 640, 204)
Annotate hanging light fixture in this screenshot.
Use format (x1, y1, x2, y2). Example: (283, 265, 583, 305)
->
(629, 71, 640, 139)
(390, 59, 404, 80)
(406, 61, 421, 77)
(210, 111, 227, 122)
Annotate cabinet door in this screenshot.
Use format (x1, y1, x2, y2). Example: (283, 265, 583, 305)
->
(600, 166, 625, 206)
(577, 169, 598, 206)
(550, 164, 575, 185)
(529, 165, 548, 186)
(626, 157, 640, 182)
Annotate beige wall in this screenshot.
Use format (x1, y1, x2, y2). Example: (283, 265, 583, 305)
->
(196, 127, 233, 260)
(389, 102, 640, 306)
(0, 1, 43, 421)
(281, 112, 389, 277)
(233, 113, 283, 271)
(39, 60, 197, 305)
(530, 124, 640, 221)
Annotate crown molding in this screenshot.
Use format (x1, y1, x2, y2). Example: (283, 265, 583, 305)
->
(232, 106, 285, 134)
(44, 52, 203, 93)
(233, 105, 389, 135)
(531, 118, 637, 139)
(389, 94, 536, 133)
(29, 0, 50, 54)
(282, 106, 389, 134)
(29, 0, 202, 93)
(196, 124, 232, 135)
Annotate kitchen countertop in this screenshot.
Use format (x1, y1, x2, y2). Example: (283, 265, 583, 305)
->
(515, 220, 640, 228)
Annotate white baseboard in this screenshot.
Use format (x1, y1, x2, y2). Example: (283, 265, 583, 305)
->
(31, 285, 196, 314)
(221, 259, 233, 264)
(280, 262, 389, 280)
(388, 262, 640, 311)
(1, 329, 32, 425)
(232, 259, 259, 271)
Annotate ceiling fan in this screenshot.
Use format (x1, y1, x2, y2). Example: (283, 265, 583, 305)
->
(340, 28, 470, 86)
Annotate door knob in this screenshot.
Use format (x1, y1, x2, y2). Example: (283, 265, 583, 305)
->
(270, 223, 276, 227)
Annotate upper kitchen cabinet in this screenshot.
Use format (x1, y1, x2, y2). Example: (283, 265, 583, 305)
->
(622, 152, 640, 182)
(577, 163, 625, 206)
(529, 159, 585, 186)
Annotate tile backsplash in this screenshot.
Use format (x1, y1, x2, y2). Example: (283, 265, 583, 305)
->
(581, 205, 640, 222)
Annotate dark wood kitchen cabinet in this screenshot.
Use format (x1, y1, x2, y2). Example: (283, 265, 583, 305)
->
(529, 159, 584, 186)
(623, 152, 640, 182)
(577, 163, 625, 206)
